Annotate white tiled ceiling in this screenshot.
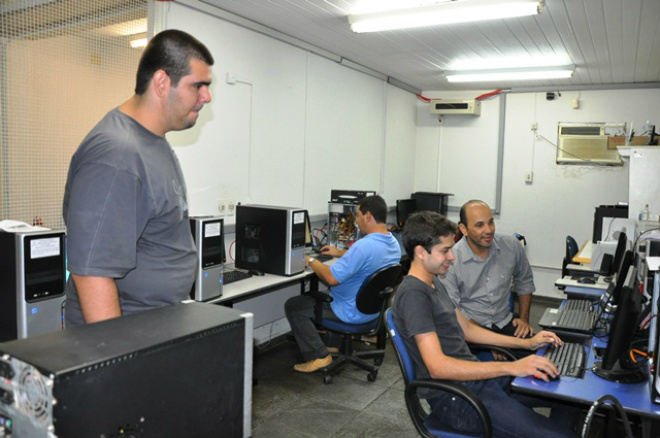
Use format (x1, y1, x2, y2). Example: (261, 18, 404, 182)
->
(199, 0, 660, 92)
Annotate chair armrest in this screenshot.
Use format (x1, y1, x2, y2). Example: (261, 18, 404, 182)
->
(467, 344, 517, 361)
(406, 378, 492, 438)
(307, 291, 333, 303)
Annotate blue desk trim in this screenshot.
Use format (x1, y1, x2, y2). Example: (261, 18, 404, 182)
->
(511, 337, 660, 419)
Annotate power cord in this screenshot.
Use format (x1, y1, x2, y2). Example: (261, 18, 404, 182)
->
(581, 394, 633, 438)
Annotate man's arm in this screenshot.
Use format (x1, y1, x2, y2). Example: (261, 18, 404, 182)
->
(72, 274, 122, 323)
(306, 256, 339, 286)
(512, 293, 533, 337)
(510, 239, 535, 336)
(414, 330, 559, 382)
(320, 245, 347, 258)
(457, 309, 558, 351)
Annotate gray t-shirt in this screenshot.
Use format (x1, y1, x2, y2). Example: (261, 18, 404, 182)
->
(392, 275, 477, 398)
(63, 108, 197, 326)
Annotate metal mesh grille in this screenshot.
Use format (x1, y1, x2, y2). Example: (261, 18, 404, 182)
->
(0, 0, 149, 229)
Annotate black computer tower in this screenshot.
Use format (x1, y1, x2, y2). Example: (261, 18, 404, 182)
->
(0, 230, 66, 342)
(411, 192, 454, 216)
(235, 204, 306, 276)
(0, 302, 253, 438)
(190, 216, 224, 301)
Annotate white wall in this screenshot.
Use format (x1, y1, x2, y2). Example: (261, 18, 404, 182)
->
(157, 1, 660, 302)
(416, 88, 660, 298)
(161, 1, 418, 220)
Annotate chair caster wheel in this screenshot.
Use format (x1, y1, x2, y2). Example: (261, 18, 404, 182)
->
(367, 372, 377, 382)
(323, 374, 333, 384)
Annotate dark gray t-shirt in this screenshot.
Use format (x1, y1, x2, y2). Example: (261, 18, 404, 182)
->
(63, 108, 197, 326)
(392, 275, 477, 397)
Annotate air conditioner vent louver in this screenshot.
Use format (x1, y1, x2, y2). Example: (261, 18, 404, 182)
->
(430, 99, 481, 116)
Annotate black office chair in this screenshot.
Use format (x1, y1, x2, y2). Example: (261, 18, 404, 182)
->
(386, 308, 512, 438)
(308, 264, 403, 384)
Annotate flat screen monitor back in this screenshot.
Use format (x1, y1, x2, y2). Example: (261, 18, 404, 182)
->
(594, 267, 646, 383)
(609, 232, 628, 276)
(396, 199, 417, 229)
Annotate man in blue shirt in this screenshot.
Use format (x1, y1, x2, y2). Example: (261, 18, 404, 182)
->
(285, 195, 400, 373)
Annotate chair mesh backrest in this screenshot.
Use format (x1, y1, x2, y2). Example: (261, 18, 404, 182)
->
(355, 265, 403, 315)
(386, 308, 416, 383)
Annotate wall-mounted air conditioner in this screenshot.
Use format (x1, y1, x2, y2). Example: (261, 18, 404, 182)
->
(430, 99, 481, 116)
(556, 122, 626, 165)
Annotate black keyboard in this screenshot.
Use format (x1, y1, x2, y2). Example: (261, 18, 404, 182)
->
(222, 270, 252, 285)
(309, 250, 333, 262)
(556, 299, 595, 332)
(543, 342, 586, 378)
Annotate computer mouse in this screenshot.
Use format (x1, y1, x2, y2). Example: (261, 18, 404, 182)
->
(577, 277, 596, 284)
(249, 269, 265, 276)
(533, 369, 560, 382)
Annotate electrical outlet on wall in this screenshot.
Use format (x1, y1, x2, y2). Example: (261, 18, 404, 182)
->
(525, 171, 533, 184)
(227, 199, 236, 216)
(217, 199, 228, 216)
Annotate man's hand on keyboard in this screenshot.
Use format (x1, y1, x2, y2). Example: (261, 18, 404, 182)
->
(512, 318, 534, 338)
(527, 331, 563, 351)
(512, 355, 560, 381)
(320, 245, 346, 258)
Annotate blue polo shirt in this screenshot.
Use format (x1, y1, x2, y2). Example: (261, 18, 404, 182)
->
(329, 232, 401, 323)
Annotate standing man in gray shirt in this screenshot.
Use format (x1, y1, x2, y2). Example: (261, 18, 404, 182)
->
(439, 200, 535, 339)
(63, 30, 214, 326)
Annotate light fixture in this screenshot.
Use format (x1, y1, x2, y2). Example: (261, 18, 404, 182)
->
(348, 0, 542, 33)
(130, 37, 148, 49)
(445, 65, 575, 83)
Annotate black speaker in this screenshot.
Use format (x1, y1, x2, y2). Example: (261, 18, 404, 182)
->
(599, 254, 613, 276)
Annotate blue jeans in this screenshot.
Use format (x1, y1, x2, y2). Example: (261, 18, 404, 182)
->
(427, 377, 579, 438)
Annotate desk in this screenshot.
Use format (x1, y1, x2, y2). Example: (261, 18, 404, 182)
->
(574, 240, 593, 264)
(512, 337, 660, 426)
(209, 266, 317, 307)
(555, 275, 611, 299)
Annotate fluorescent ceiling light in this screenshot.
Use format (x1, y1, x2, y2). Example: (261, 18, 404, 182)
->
(130, 37, 148, 49)
(450, 54, 571, 71)
(348, 0, 542, 33)
(445, 66, 575, 82)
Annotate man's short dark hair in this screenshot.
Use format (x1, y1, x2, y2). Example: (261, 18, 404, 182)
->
(402, 211, 456, 260)
(358, 195, 388, 224)
(459, 199, 488, 226)
(135, 29, 214, 95)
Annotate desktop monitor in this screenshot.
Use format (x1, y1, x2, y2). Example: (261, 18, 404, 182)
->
(610, 250, 633, 306)
(594, 266, 647, 383)
(396, 199, 418, 229)
(608, 232, 628, 276)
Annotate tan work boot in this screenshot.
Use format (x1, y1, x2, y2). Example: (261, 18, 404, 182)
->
(293, 354, 332, 373)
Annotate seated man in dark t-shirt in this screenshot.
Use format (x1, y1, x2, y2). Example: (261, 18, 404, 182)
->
(391, 211, 579, 438)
